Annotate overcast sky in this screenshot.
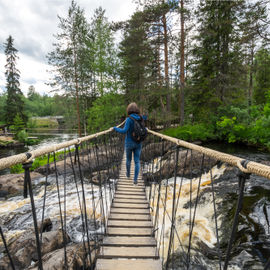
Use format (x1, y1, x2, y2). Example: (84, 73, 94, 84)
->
(0, 0, 136, 96)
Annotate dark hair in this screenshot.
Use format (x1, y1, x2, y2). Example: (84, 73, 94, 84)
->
(127, 102, 140, 115)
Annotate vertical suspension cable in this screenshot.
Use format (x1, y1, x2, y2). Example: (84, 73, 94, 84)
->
(53, 152, 67, 268)
(0, 226, 15, 270)
(166, 146, 180, 270)
(68, 147, 87, 270)
(187, 154, 205, 268)
(23, 161, 43, 270)
(223, 170, 250, 270)
(94, 140, 107, 235)
(209, 159, 222, 270)
(75, 144, 93, 268)
(40, 153, 50, 244)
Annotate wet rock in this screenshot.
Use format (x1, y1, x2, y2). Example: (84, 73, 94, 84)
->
(141, 141, 172, 161)
(38, 218, 53, 233)
(91, 170, 108, 185)
(146, 150, 217, 182)
(34, 149, 118, 178)
(28, 242, 96, 270)
(0, 229, 70, 269)
(0, 190, 8, 198)
(0, 172, 43, 196)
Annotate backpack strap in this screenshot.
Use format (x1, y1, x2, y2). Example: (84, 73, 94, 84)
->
(128, 115, 142, 122)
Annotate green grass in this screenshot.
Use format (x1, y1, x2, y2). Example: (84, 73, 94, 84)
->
(10, 149, 75, 174)
(0, 140, 14, 147)
(31, 118, 59, 128)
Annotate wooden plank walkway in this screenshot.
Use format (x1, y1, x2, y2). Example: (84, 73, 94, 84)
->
(96, 157, 162, 270)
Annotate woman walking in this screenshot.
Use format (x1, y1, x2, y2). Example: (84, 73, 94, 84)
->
(113, 103, 146, 185)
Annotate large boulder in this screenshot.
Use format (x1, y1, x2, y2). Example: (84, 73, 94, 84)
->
(28, 242, 96, 270)
(144, 150, 217, 182)
(0, 229, 70, 270)
(0, 172, 43, 197)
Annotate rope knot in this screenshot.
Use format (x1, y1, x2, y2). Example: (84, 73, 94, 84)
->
(237, 159, 250, 175)
(24, 152, 34, 164)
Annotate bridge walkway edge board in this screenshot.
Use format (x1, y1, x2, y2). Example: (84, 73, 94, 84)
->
(95, 157, 162, 270)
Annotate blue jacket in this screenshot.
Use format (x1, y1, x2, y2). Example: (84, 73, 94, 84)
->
(114, 114, 146, 145)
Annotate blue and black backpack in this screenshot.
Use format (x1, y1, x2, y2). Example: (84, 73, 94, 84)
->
(129, 116, 147, 143)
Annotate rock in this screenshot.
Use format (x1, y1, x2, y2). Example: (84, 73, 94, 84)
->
(146, 150, 217, 182)
(38, 218, 53, 233)
(0, 229, 70, 269)
(141, 141, 172, 161)
(0, 172, 43, 196)
(28, 242, 96, 270)
(91, 170, 108, 185)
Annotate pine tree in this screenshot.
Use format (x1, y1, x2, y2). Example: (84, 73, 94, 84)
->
(47, 0, 90, 136)
(254, 47, 270, 104)
(190, 0, 246, 121)
(90, 7, 120, 96)
(4, 35, 26, 126)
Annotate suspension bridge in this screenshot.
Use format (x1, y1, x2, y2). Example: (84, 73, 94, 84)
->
(0, 123, 270, 270)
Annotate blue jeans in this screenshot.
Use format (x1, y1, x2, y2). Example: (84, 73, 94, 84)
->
(125, 142, 142, 183)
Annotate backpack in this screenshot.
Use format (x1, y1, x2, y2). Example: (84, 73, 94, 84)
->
(129, 116, 147, 143)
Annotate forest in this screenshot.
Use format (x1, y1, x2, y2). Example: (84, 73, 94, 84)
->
(1, 0, 270, 149)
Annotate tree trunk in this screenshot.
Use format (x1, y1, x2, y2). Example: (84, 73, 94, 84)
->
(162, 13, 170, 127)
(248, 43, 254, 112)
(179, 0, 185, 126)
(74, 50, 81, 137)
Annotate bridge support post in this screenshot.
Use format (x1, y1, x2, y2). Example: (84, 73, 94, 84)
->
(223, 163, 250, 270)
(23, 157, 43, 270)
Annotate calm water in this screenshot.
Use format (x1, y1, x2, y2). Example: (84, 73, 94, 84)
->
(0, 131, 78, 175)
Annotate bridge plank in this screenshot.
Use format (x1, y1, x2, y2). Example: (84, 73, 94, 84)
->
(99, 246, 158, 258)
(96, 259, 162, 270)
(108, 220, 152, 227)
(107, 227, 153, 236)
(110, 208, 149, 214)
(112, 203, 149, 209)
(102, 236, 156, 246)
(109, 213, 151, 221)
(113, 199, 148, 204)
(114, 194, 147, 199)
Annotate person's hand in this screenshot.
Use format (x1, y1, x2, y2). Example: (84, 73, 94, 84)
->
(109, 127, 114, 132)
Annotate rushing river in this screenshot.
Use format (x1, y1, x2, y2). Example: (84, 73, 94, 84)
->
(0, 137, 270, 269)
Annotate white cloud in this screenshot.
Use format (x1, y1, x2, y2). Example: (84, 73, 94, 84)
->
(0, 0, 136, 96)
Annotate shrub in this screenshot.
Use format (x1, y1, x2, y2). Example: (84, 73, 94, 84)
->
(16, 130, 28, 143)
(163, 123, 216, 142)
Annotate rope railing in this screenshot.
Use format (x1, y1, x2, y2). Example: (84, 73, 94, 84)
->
(0, 124, 125, 270)
(0, 125, 123, 171)
(147, 128, 270, 180)
(142, 129, 270, 270)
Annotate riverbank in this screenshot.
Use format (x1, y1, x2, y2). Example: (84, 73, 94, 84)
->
(163, 122, 270, 152)
(0, 136, 24, 148)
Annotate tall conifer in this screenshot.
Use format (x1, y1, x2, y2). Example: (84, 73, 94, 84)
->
(4, 35, 26, 125)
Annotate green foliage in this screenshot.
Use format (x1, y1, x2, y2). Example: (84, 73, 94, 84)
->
(254, 47, 270, 105)
(163, 123, 216, 142)
(4, 35, 27, 125)
(189, 0, 246, 121)
(87, 93, 125, 133)
(215, 102, 270, 149)
(10, 150, 72, 174)
(12, 114, 25, 134)
(16, 130, 28, 143)
(216, 116, 248, 143)
(10, 163, 23, 173)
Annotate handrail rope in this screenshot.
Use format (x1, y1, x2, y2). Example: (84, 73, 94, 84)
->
(0, 121, 125, 171)
(147, 129, 270, 180)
